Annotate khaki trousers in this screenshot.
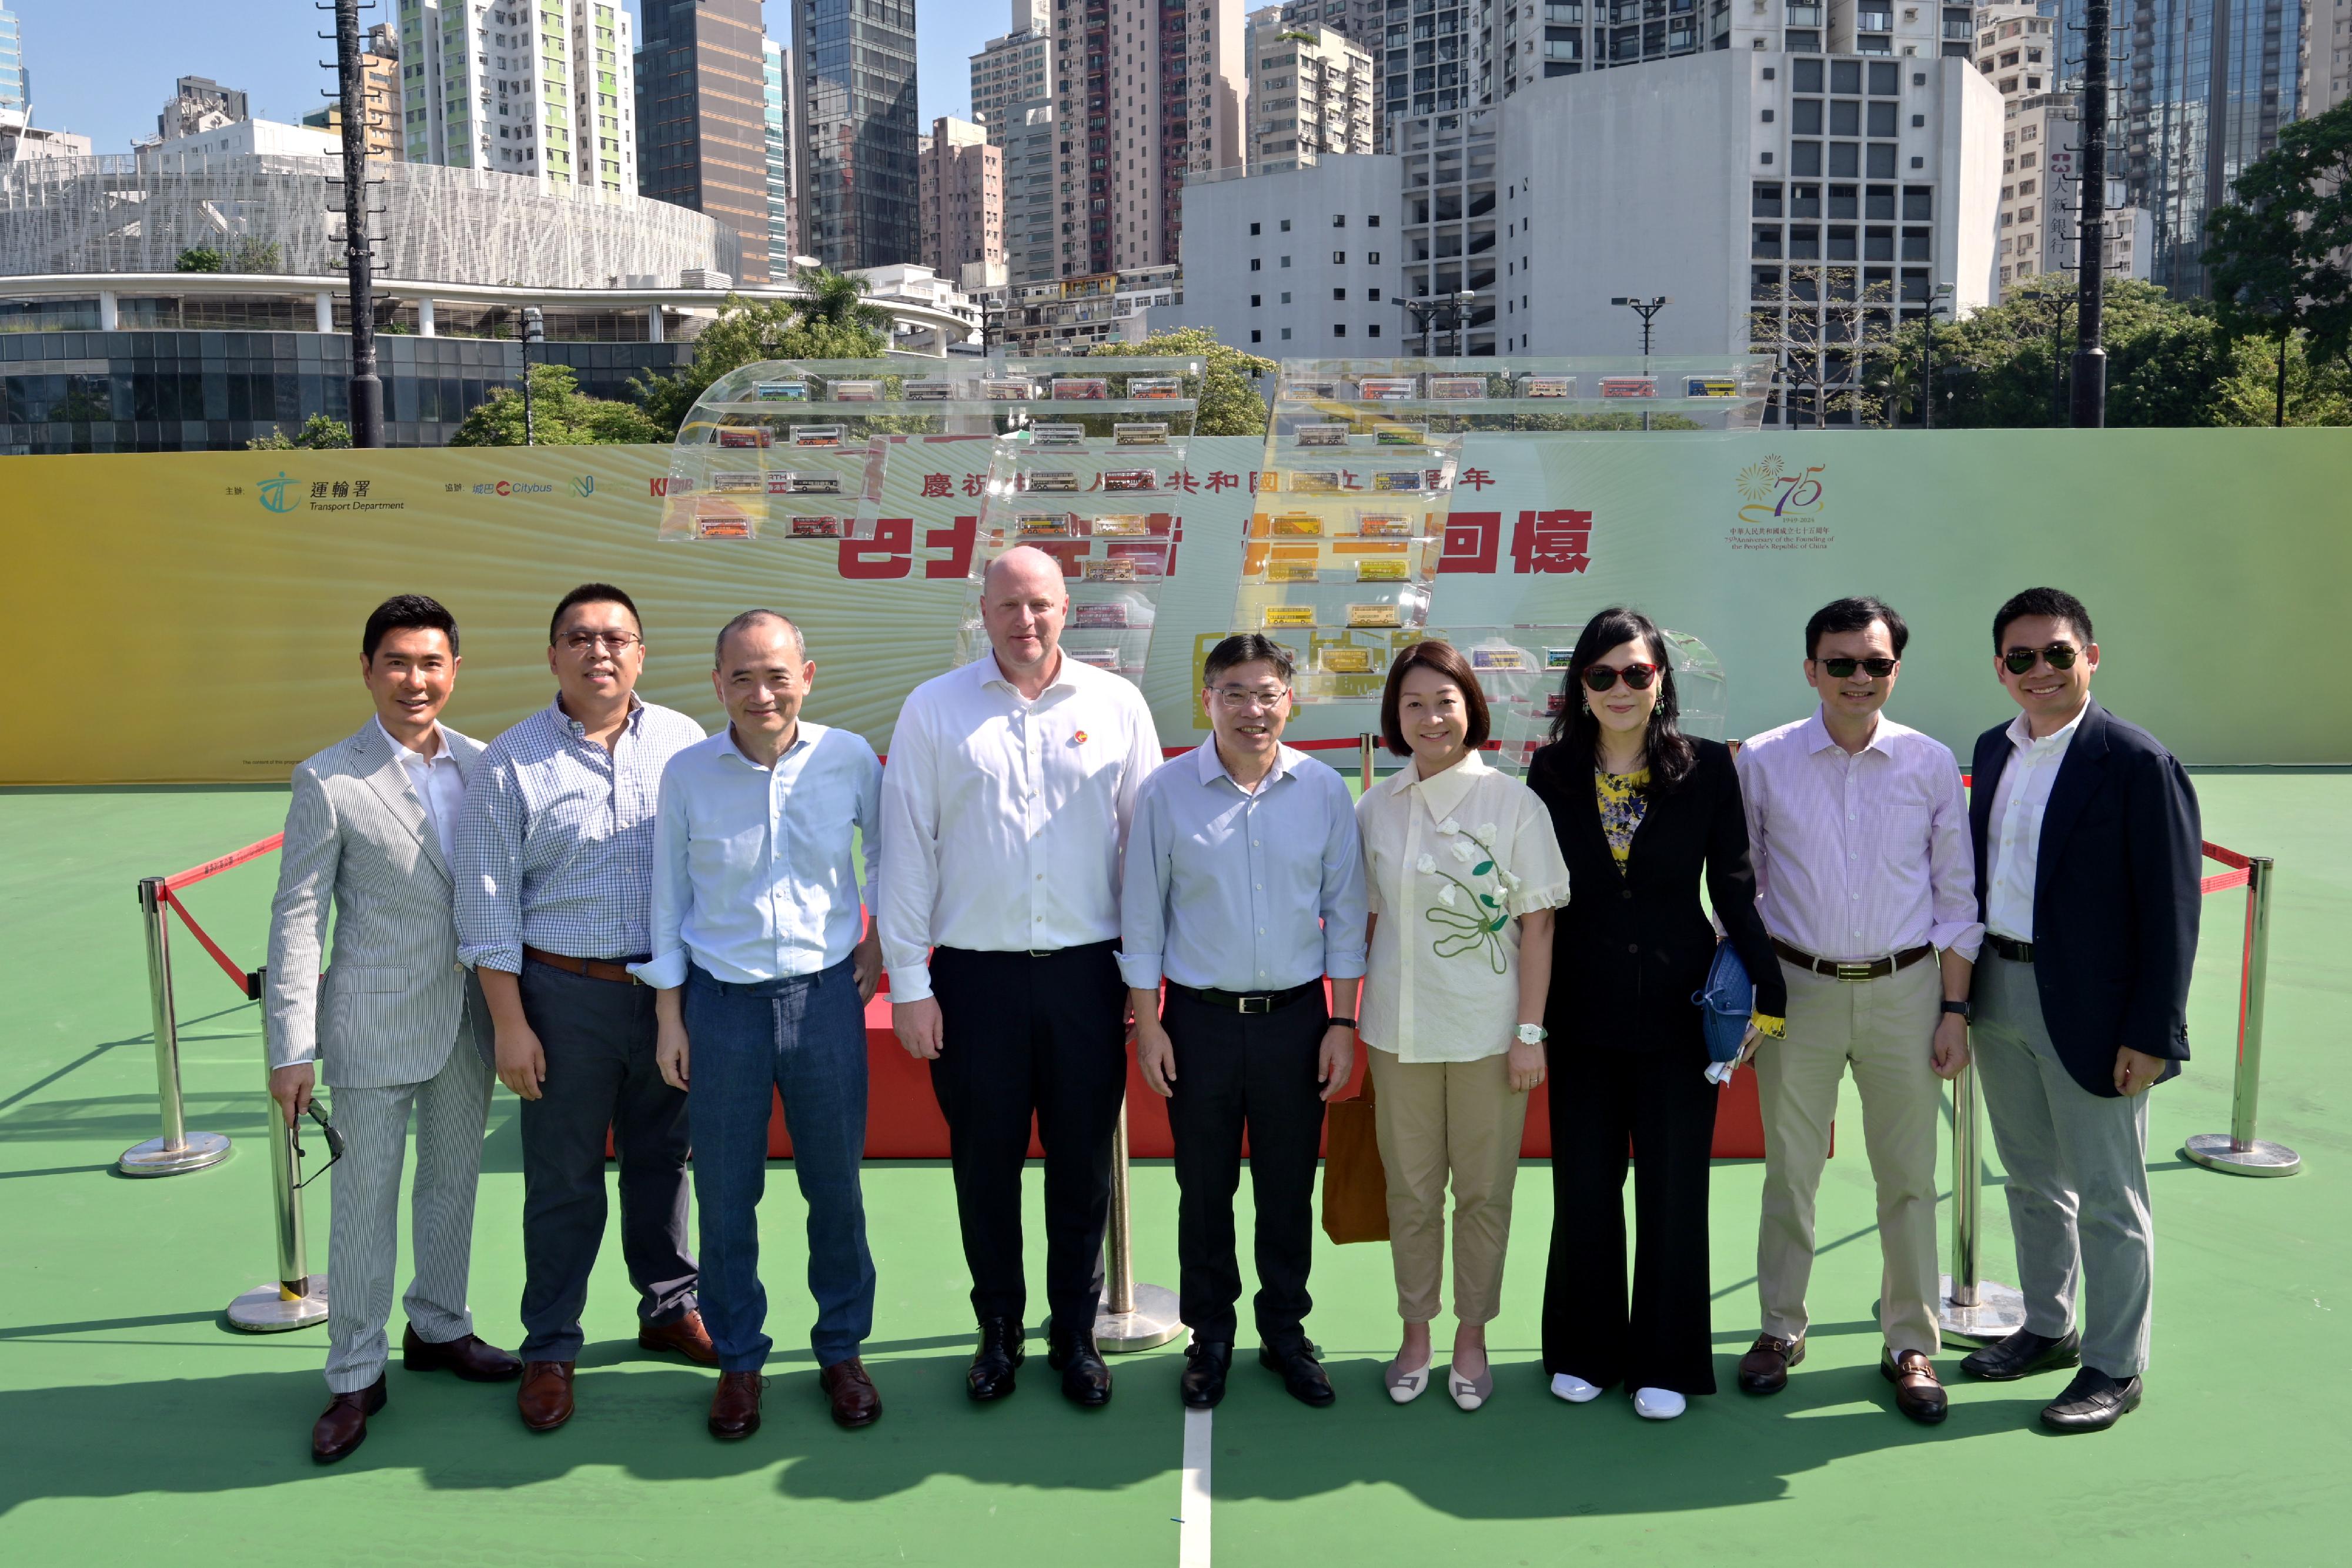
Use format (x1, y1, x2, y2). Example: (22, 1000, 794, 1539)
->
(1368, 1047, 1529, 1325)
(1754, 955, 1943, 1356)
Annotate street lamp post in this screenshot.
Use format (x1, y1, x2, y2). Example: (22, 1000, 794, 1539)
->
(1611, 296, 1671, 429)
(1396, 288, 1480, 358)
(520, 305, 543, 446)
(1921, 282, 1953, 430)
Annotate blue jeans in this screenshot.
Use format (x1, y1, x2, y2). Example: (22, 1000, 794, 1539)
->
(683, 958, 874, 1372)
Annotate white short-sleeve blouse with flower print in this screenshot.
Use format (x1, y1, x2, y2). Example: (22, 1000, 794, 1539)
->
(1355, 749, 1573, 1064)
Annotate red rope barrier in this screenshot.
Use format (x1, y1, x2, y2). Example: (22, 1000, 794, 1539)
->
(160, 884, 258, 992)
(163, 833, 283, 892)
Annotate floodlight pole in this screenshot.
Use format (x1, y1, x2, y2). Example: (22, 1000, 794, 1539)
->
(332, 0, 383, 447)
(1611, 296, 1671, 429)
(1922, 282, 1953, 430)
(520, 305, 544, 444)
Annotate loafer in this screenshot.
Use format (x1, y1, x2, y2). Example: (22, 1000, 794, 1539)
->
(639, 1309, 720, 1368)
(1959, 1327, 2080, 1383)
(401, 1325, 522, 1383)
(1045, 1320, 1112, 1409)
(2039, 1367, 2142, 1433)
(820, 1358, 883, 1429)
(1182, 1340, 1232, 1409)
(967, 1315, 1027, 1402)
(517, 1360, 576, 1432)
(1736, 1333, 1805, 1395)
(312, 1374, 386, 1464)
(708, 1370, 763, 1440)
(1259, 1342, 1336, 1408)
(1881, 1348, 1949, 1425)
(1385, 1355, 1432, 1405)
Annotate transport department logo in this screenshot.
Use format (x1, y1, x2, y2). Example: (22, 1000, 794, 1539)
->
(258, 472, 298, 514)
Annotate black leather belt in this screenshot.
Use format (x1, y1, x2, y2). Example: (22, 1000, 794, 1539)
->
(1986, 933, 2035, 964)
(1167, 981, 1319, 1015)
(1772, 938, 1935, 982)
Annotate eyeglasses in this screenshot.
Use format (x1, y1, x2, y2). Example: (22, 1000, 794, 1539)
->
(2002, 643, 2080, 676)
(1819, 656, 1898, 679)
(1580, 662, 1661, 693)
(1210, 685, 1289, 710)
(562, 631, 642, 654)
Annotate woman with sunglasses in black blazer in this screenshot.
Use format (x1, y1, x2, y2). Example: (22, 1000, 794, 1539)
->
(1524, 606, 1785, 1421)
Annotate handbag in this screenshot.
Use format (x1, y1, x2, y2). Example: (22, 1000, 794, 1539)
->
(1692, 937, 1755, 1066)
(1320, 1073, 1390, 1244)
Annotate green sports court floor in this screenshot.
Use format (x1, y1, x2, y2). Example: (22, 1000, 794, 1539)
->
(2, 777, 2347, 1567)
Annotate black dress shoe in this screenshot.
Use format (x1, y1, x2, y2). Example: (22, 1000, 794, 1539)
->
(1045, 1320, 1112, 1408)
(967, 1316, 1027, 1403)
(1181, 1341, 1232, 1409)
(1259, 1342, 1336, 1408)
(1959, 1327, 2081, 1382)
(312, 1375, 387, 1464)
(2040, 1368, 2142, 1432)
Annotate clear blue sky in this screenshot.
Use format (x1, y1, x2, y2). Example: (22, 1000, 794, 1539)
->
(18, 1, 998, 154)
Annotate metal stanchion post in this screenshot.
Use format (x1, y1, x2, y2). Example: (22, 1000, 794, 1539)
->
(1093, 1101, 1181, 1351)
(119, 876, 232, 1176)
(1359, 730, 1375, 794)
(1937, 1061, 2026, 1343)
(229, 969, 330, 1330)
(2187, 856, 2300, 1176)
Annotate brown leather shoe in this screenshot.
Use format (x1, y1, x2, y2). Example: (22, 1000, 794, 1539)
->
(517, 1360, 576, 1432)
(312, 1374, 387, 1464)
(820, 1358, 883, 1429)
(1736, 1333, 1805, 1395)
(1882, 1348, 1949, 1425)
(639, 1309, 720, 1368)
(709, 1370, 764, 1440)
(402, 1324, 523, 1382)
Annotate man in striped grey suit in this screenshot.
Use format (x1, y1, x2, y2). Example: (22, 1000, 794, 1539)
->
(267, 594, 522, 1465)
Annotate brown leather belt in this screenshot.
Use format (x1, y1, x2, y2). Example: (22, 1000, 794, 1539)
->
(1986, 933, 2035, 964)
(1772, 938, 1934, 982)
(523, 945, 647, 985)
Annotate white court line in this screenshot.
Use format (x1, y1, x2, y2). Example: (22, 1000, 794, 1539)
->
(1178, 1405, 1214, 1567)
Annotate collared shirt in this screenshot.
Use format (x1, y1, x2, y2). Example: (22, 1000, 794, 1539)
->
(632, 721, 881, 989)
(456, 694, 708, 971)
(877, 650, 1162, 1002)
(1118, 740, 1368, 994)
(1356, 750, 1571, 1063)
(376, 715, 463, 868)
(1984, 702, 2088, 942)
(1736, 707, 1983, 964)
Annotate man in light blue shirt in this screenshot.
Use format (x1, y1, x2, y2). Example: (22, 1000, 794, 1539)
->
(637, 610, 885, 1440)
(1121, 634, 1368, 1411)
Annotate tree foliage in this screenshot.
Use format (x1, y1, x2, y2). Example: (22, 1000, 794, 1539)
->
(632, 270, 893, 436)
(175, 246, 224, 273)
(449, 362, 666, 446)
(1088, 326, 1274, 435)
(248, 413, 354, 449)
(1749, 266, 1899, 427)
(2202, 98, 2352, 369)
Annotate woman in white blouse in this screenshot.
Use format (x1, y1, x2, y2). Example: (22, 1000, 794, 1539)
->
(1357, 640, 1571, 1411)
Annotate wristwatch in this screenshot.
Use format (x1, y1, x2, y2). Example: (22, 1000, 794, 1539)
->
(1941, 999, 1972, 1022)
(1516, 1023, 1549, 1045)
(1328, 1016, 1358, 1031)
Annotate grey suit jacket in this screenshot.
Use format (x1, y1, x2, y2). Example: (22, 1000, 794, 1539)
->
(265, 719, 494, 1089)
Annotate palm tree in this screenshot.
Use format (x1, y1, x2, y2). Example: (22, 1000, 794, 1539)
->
(793, 266, 893, 335)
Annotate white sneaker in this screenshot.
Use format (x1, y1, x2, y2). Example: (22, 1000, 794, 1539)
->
(1632, 1386, 1687, 1420)
(1549, 1372, 1602, 1404)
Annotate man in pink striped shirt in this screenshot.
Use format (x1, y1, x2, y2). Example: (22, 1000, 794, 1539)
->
(1731, 596, 1984, 1425)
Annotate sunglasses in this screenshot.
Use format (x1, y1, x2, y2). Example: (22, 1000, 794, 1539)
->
(1580, 662, 1661, 693)
(2002, 643, 2081, 676)
(1819, 657, 1898, 678)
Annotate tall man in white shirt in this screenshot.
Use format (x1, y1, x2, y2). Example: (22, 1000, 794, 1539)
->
(1733, 597, 1982, 1425)
(639, 611, 886, 1440)
(879, 546, 1162, 1408)
(1122, 634, 1367, 1410)
(266, 595, 520, 1465)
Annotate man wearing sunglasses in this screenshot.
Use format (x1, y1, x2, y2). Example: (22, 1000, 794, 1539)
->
(1732, 597, 1980, 1425)
(1961, 586, 2200, 1433)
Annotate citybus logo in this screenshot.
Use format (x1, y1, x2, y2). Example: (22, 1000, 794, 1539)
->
(258, 472, 298, 514)
(1735, 455, 1826, 524)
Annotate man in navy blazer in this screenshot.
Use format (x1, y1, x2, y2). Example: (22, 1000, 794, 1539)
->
(1959, 586, 2201, 1433)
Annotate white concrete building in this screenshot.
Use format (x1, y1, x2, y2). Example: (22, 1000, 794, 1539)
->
(2305, 0, 2352, 118)
(136, 117, 340, 168)
(1171, 154, 1402, 352)
(1247, 11, 1378, 172)
(399, 0, 636, 196)
(851, 262, 982, 347)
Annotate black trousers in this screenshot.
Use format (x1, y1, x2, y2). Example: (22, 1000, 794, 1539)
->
(928, 942, 1130, 1331)
(1162, 987, 1329, 1353)
(515, 958, 697, 1362)
(1543, 1042, 1720, 1396)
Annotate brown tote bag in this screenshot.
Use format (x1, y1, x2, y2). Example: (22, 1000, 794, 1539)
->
(1321, 1074, 1390, 1243)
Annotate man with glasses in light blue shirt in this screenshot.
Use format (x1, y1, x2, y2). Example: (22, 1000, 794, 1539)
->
(637, 610, 886, 1442)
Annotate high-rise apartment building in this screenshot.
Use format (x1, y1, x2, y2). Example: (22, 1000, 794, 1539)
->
(971, 1, 1054, 143)
(400, 2, 636, 198)
(1246, 10, 1377, 171)
(1000, 102, 1061, 282)
(919, 116, 1005, 285)
(762, 38, 796, 279)
(1051, 0, 1247, 276)
(637, 0, 768, 281)
(303, 24, 403, 161)
(791, 0, 919, 269)
(0, 5, 26, 128)
(159, 76, 248, 141)
(2306, 0, 2352, 118)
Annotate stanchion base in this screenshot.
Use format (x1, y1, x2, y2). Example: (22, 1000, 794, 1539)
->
(1936, 1275, 2029, 1345)
(226, 1275, 330, 1333)
(2183, 1133, 2301, 1178)
(118, 1131, 230, 1177)
(1094, 1282, 1182, 1353)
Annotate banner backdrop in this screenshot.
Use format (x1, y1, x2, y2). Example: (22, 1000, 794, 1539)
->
(12, 429, 2351, 783)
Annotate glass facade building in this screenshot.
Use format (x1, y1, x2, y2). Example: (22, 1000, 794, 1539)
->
(0, 5, 26, 126)
(791, 0, 921, 269)
(636, 0, 774, 282)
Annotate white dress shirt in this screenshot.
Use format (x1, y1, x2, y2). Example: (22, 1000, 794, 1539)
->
(877, 650, 1163, 1002)
(1983, 703, 2087, 942)
(632, 721, 881, 989)
(1736, 708, 1983, 963)
(1118, 741, 1368, 994)
(377, 715, 463, 868)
